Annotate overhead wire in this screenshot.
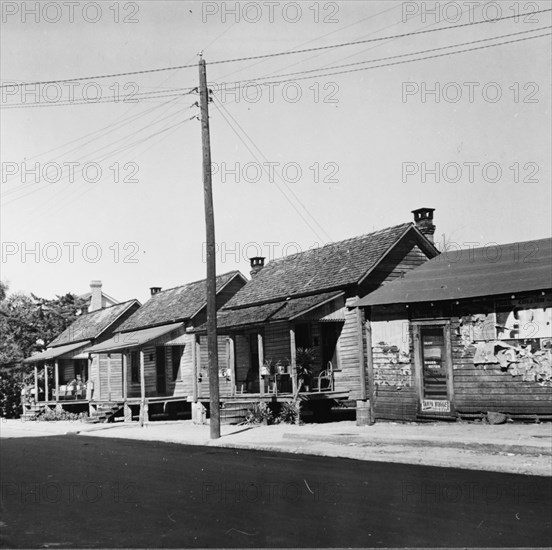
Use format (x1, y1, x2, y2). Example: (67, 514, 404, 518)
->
(212, 96, 332, 243)
(2, 8, 549, 90)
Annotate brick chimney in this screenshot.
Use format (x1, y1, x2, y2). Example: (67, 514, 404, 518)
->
(412, 207, 435, 243)
(249, 257, 265, 277)
(89, 280, 103, 312)
(150, 287, 162, 296)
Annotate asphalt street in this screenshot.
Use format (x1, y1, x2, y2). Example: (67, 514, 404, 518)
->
(1, 435, 551, 548)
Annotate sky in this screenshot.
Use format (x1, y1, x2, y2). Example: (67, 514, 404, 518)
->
(1, 0, 551, 304)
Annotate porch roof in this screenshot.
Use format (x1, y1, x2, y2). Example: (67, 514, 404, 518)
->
(23, 341, 91, 363)
(202, 291, 344, 331)
(84, 322, 184, 353)
(356, 237, 552, 307)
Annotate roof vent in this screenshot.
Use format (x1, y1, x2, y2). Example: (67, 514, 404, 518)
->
(150, 286, 162, 296)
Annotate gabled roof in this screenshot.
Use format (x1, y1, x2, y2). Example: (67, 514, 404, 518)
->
(118, 271, 247, 332)
(47, 300, 140, 347)
(356, 238, 552, 307)
(225, 223, 436, 308)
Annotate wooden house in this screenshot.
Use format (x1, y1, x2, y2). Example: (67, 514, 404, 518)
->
(355, 238, 552, 422)
(22, 292, 140, 419)
(83, 271, 247, 422)
(194, 208, 439, 420)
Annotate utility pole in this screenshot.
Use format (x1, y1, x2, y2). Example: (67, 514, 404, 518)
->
(198, 56, 220, 439)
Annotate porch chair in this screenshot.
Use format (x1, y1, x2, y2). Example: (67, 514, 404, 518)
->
(312, 361, 334, 392)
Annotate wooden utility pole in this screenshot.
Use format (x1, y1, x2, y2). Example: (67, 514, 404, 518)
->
(199, 56, 220, 439)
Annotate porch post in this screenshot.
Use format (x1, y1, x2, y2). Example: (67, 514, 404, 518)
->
(290, 325, 297, 394)
(257, 332, 264, 395)
(122, 352, 128, 400)
(107, 354, 112, 402)
(364, 309, 375, 425)
(356, 305, 370, 426)
(44, 364, 49, 402)
(356, 306, 367, 401)
(139, 349, 146, 427)
(192, 334, 198, 402)
(229, 335, 236, 396)
(54, 360, 59, 403)
(34, 365, 39, 403)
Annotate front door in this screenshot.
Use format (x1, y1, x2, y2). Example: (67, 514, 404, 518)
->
(321, 322, 342, 370)
(156, 347, 166, 395)
(413, 322, 455, 417)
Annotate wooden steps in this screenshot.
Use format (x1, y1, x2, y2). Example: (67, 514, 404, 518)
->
(88, 402, 123, 423)
(220, 400, 257, 425)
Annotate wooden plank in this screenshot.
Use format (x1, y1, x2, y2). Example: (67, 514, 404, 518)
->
(257, 332, 264, 395)
(44, 365, 49, 402)
(229, 335, 236, 396)
(140, 349, 146, 427)
(54, 360, 59, 403)
(290, 326, 297, 394)
(355, 306, 367, 401)
(122, 353, 128, 400)
(107, 354, 112, 402)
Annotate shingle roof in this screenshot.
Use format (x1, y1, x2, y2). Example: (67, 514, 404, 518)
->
(48, 300, 138, 347)
(118, 271, 244, 332)
(225, 223, 416, 308)
(356, 238, 552, 306)
(200, 291, 344, 331)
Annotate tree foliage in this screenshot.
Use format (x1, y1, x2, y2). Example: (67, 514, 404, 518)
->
(0, 281, 87, 417)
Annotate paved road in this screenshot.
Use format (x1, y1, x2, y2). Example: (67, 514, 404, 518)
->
(1, 435, 550, 548)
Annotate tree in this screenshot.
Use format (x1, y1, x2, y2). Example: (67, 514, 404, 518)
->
(0, 282, 86, 417)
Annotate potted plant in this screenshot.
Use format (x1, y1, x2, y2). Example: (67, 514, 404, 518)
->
(295, 347, 316, 392)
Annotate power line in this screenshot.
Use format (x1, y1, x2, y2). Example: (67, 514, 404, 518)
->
(1, 87, 196, 109)
(207, 8, 552, 65)
(222, 26, 551, 85)
(2, 8, 549, 90)
(213, 97, 332, 243)
(222, 31, 550, 87)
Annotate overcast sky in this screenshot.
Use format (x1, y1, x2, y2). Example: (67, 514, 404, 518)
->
(1, 0, 550, 304)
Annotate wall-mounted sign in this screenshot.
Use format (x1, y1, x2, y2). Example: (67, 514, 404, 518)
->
(421, 399, 450, 412)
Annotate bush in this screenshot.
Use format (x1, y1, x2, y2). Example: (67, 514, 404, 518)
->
(276, 401, 298, 424)
(0, 368, 27, 419)
(244, 402, 274, 425)
(36, 409, 88, 422)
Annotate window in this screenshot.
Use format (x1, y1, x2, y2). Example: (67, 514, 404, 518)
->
(171, 346, 184, 381)
(130, 351, 139, 383)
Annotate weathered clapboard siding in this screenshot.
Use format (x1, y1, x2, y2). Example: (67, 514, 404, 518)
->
(360, 239, 429, 295)
(372, 301, 552, 419)
(334, 299, 363, 400)
(374, 386, 418, 420)
(59, 359, 75, 383)
(234, 333, 251, 391)
(264, 322, 290, 364)
(97, 353, 124, 401)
